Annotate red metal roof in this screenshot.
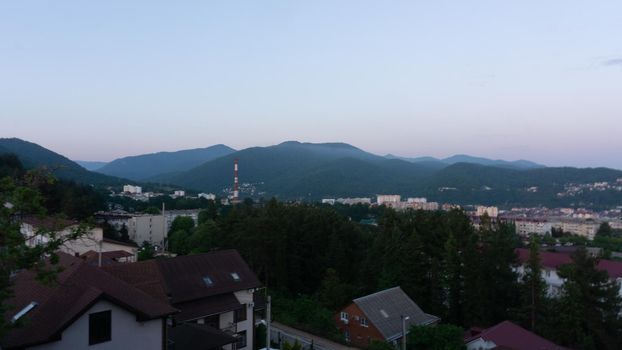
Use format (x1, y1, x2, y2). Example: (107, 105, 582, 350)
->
(465, 321, 566, 350)
(516, 248, 622, 279)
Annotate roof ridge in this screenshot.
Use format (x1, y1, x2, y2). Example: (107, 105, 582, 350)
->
(353, 286, 401, 302)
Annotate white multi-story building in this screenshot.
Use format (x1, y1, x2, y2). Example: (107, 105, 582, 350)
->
(336, 197, 372, 205)
(476, 206, 499, 218)
(173, 190, 186, 197)
(514, 220, 553, 236)
(376, 195, 401, 206)
(407, 197, 427, 203)
(122, 185, 142, 194)
(322, 198, 336, 205)
(198, 193, 217, 200)
(128, 215, 166, 247)
(163, 209, 201, 232)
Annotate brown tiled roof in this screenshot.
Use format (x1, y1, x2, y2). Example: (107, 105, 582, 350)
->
(516, 248, 622, 279)
(155, 249, 261, 304)
(21, 216, 77, 231)
(1, 253, 177, 349)
(174, 293, 241, 322)
(103, 259, 169, 303)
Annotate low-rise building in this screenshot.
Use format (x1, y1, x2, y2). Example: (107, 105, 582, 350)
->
(163, 209, 201, 232)
(198, 193, 217, 200)
(335, 287, 439, 348)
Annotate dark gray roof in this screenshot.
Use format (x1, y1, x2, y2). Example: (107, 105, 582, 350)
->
(353, 287, 439, 341)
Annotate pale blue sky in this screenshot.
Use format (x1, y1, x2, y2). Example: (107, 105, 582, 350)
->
(1, 1, 621, 168)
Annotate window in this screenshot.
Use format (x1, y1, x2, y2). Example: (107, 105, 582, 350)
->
(205, 314, 219, 328)
(340, 312, 348, 321)
(236, 330, 247, 349)
(234, 306, 247, 322)
(360, 317, 369, 327)
(380, 309, 389, 318)
(202, 276, 214, 286)
(231, 272, 241, 282)
(89, 310, 111, 345)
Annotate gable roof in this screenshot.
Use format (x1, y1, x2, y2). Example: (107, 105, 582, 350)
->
(2, 253, 177, 349)
(155, 249, 262, 304)
(516, 248, 622, 279)
(352, 287, 439, 341)
(465, 321, 566, 350)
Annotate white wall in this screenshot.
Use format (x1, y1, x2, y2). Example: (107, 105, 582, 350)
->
(31, 300, 162, 350)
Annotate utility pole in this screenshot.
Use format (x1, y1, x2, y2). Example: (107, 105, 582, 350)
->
(401, 315, 409, 350)
(266, 295, 271, 350)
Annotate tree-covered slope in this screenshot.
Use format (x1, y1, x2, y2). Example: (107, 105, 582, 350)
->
(96, 144, 235, 180)
(0, 138, 123, 186)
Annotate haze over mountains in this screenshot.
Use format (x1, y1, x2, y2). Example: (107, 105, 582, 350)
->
(1, 137, 621, 208)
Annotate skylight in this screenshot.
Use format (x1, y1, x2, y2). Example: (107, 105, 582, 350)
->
(230, 272, 241, 282)
(202, 276, 214, 286)
(11, 302, 38, 323)
(380, 309, 389, 318)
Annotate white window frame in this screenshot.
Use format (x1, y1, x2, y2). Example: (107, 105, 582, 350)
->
(340, 312, 348, 322)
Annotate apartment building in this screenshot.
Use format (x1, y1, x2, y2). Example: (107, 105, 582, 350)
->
(127, 215, 166, 247)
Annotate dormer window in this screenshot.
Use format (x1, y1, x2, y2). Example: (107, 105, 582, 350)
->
(202, 276, 214, 286)
(231, 272, 241, 282)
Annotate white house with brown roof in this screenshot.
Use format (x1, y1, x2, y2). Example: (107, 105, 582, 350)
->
(1, 253, 176, 350)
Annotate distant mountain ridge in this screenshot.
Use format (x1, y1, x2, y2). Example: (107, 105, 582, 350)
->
(75, 160, 108, 171)
(2, 138, 621, 208)
(385, 153, 545, 170)
(0, 138, 123, 185)
(96, 145, 236, 181)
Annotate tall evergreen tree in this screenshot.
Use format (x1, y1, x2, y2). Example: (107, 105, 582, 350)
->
(555, 248, 622, 349)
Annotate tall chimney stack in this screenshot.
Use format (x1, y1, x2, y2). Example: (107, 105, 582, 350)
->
(233, 159, 239, 200)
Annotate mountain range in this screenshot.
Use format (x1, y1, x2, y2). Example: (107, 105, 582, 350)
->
(95, 145, 236, 181)
(2, 137, 621, 208)
(385, 154, 544, 170)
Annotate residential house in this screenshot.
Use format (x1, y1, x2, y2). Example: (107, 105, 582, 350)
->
(104, 249, 262, 350)
(465, 320, 566, 350)
(515, 248, 622, 297)
(335, 287, 439, 348)
(0, 253, 176, 349)
(20, 216, 138, 256)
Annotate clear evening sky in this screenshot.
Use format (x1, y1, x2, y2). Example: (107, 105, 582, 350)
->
(1, 1, 621, 168)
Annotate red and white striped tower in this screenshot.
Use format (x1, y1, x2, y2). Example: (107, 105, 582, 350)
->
(233, 158, 239, 200)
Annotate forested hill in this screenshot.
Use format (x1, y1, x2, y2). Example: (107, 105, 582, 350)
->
(159, 142, 622, 207)
(0, 138, 124, 186)
(415, 163, 622, 208)
(96, 144, 236, 181)
(160, 141, 442, 197)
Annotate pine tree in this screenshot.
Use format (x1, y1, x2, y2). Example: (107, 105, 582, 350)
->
(555, 248, 622, 349)
(514, 235, 549, 333)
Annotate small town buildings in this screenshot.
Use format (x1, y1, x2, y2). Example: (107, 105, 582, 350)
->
(1, 253, 176, 350)
(465, 320, 566, 350)
(104, 249, 261, 350)
(337, 197, 372, 205)
(335, 287, 439, 348)
(94, 210, 132, 231)
(515, 248, 622, 297)
(173, 190, 186, 197)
